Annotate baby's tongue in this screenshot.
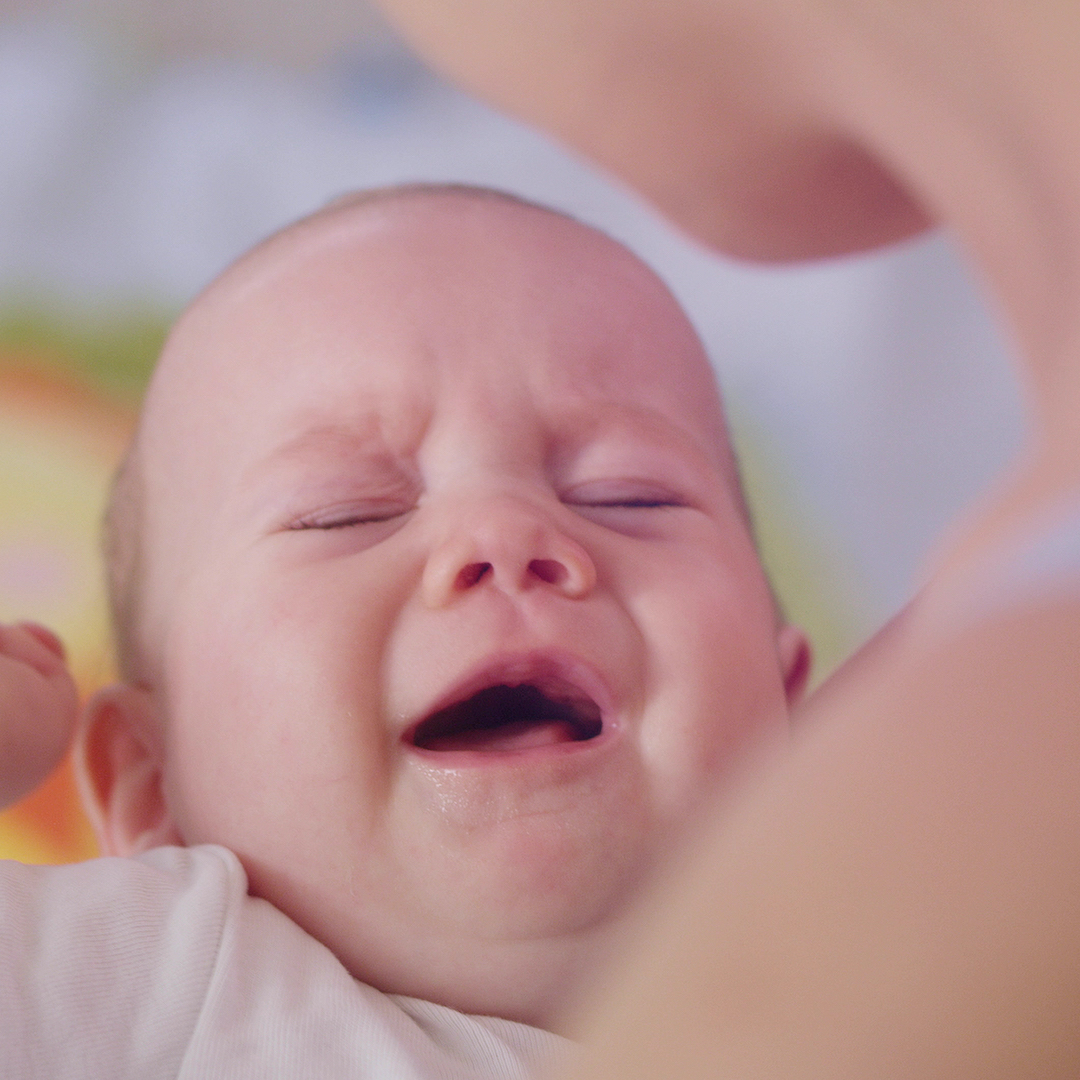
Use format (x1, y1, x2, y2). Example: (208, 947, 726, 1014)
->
(426, 718, 579, 753)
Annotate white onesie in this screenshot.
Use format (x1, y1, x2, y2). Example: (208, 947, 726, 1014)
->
(0, 844, 572, 1079)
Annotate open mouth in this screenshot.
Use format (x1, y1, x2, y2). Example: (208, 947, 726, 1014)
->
(410, 681, 604, 753)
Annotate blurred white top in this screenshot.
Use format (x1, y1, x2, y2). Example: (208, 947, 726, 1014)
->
(0, 844, 570, 1078)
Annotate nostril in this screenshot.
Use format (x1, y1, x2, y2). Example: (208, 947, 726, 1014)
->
(529, 558, 568, 586)
(456, 562, 492, 589)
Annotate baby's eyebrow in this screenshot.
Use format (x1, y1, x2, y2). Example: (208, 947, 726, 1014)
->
(234, 422, 414, 521)
(259, 423, 384, 467)
(551, 405, 726, 471)
(244, 421, 412, 490)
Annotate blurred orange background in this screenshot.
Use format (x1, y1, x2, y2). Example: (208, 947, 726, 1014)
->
(0, 320, 162, 863)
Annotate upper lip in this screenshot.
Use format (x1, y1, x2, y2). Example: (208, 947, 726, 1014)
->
(403, 650, 615, 749)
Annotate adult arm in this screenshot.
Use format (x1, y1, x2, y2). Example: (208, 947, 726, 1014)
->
(373, 0, 930, 262)
(563, 586, 1080, 1079)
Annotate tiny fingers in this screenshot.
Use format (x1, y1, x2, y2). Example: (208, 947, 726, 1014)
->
(0, 622, 69, 679)
(19, 622, 66, 660)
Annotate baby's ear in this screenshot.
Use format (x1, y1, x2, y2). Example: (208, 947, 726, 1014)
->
(777, 624, 812, 707)
(75, 684, 182, 856)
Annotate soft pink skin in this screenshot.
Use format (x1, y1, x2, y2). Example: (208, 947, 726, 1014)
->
(0, 622, 78, 808)
(86, 194, 806, 1028)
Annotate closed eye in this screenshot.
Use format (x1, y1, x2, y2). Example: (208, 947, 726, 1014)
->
(561, 480, 693, 538)
(285, 502, 414, 530)
(562, 480, 687, 511)
(579, 496, 681, 509)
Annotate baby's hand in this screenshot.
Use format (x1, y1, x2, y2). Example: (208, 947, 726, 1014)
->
(0, 623, 79, 811)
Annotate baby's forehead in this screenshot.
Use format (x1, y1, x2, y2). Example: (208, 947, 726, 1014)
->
(136, 197, 741, 565)
(148, 192, 725, 451)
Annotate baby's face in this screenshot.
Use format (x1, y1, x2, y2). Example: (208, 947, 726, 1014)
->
(131, 195, 804, 1023)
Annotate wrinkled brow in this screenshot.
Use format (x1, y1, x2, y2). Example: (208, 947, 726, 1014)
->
(235, 420, 417, 516)
(247, 421, 393, 477)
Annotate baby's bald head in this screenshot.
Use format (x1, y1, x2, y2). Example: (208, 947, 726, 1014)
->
(103, 184, 753, 685)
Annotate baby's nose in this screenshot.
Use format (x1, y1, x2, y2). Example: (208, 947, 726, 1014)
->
(421, 497, 596, 608)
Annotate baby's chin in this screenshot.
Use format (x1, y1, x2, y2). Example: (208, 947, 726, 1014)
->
(380, 773, 652, 941)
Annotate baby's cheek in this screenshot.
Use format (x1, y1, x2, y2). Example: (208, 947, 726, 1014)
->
(636, 578, 785, 807)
